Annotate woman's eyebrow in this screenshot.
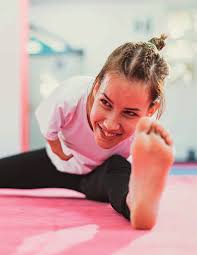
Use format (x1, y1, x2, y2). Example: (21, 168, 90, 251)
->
(102, 93, 140, 111)
(102, 93, 113, 104)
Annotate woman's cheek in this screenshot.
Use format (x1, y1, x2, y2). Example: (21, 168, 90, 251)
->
(89, 107, 100, 128)
(123, 121, 136, 137)
(91, 103, 103, 119)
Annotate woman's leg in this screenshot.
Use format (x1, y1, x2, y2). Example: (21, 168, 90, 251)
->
(0, 148, 82, 192)
(0, 148, 131, 219)
(80, 155, 131, 220)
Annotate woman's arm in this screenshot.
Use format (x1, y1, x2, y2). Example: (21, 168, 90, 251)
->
(47, 138, 73, 161)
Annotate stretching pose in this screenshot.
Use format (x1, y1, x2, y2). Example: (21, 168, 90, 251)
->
(0, 34, 174, 230)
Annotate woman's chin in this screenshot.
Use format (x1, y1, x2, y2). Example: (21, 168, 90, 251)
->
(96, 141, 114, 149)
(94, 136, 118, 149)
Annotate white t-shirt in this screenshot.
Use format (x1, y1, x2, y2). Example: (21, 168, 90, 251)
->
(35, 76, 133, 174)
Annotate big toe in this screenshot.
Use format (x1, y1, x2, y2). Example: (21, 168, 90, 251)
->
(136, 117, 152, 134)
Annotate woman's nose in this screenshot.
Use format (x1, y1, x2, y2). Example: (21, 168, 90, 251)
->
(103, 116, 120, 131)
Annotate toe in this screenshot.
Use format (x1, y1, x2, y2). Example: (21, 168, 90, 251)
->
(136, 117, 153, 134)
(151, 122, 173, 146)
(165, 134, 173, 146)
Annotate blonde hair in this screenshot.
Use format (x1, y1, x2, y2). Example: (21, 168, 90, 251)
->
(92, 34, 169, 119)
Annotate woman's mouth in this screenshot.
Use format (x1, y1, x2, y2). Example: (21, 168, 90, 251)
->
(97, 124, 122, 139)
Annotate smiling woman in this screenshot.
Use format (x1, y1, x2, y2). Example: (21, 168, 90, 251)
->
(87, 73, 154, 149)
(0, 35, 174, 230)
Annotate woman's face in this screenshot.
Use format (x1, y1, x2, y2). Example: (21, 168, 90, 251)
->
(87, 73, 157, 149)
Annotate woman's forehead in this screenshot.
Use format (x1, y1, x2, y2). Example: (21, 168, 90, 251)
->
(98, 74, 151, 105)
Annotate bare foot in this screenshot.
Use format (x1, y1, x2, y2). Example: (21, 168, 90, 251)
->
(126, 117, 175, 230)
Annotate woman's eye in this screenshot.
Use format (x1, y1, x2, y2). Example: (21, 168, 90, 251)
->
(124, 111, 137, 117)
(100, 99, 111, 108)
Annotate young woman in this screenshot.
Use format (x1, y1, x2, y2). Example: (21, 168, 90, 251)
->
(0, 34, 174, 230)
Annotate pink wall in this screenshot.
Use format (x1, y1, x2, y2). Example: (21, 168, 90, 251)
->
(20, 0, 29, 152)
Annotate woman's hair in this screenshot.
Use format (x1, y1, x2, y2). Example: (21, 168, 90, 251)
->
(92, 34, 169, 119)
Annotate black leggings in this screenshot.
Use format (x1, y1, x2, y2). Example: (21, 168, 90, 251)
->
(0, 149, 131, 220)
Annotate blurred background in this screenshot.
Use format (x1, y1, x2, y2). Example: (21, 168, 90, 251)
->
(0, 0, 197, 162)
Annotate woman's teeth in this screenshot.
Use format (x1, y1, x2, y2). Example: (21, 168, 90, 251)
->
(99, 124, 120, 137)
(103, 130, 116, 137)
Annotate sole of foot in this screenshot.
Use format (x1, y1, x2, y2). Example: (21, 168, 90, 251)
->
(126, 117, 175, 230)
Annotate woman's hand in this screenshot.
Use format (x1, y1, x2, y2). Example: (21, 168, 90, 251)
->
(47, 138, 73, 161)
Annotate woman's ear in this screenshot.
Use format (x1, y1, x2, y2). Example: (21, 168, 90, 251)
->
(147, 101, 160, 117)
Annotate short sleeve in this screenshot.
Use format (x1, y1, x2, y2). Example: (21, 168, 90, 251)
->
(35, 76, 83, 141)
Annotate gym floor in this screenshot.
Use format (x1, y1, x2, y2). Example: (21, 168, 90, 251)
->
(0, 163, 197, 255)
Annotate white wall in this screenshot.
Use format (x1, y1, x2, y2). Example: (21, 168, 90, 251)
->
(0, 0, 195, 160)
(161, 83, 197, 160)
(29, 2, 165, 75)
(30, 1, 197, 160)
(0, 1, 21, 157)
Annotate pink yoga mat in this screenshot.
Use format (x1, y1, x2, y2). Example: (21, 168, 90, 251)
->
(0, 176, 197, 255)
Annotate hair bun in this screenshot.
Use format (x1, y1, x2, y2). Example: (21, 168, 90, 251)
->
(148, 34, 167, 51)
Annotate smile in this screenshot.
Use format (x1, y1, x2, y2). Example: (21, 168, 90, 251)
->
(98, 124, 122, 138)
